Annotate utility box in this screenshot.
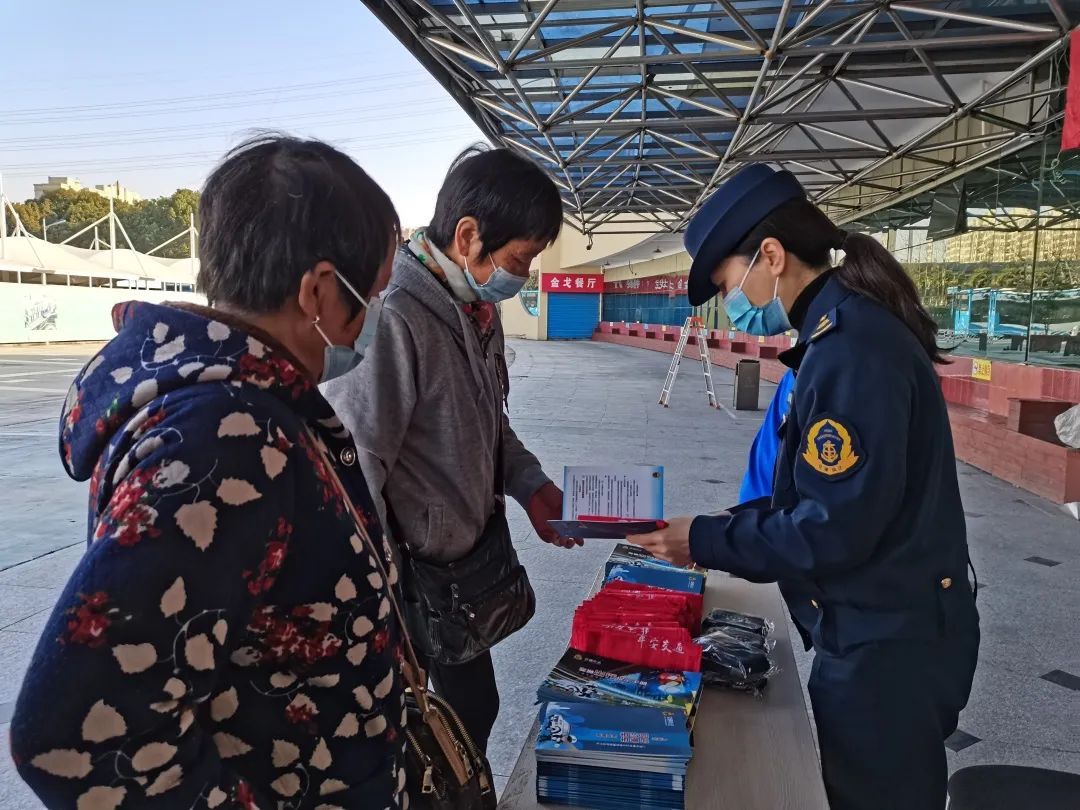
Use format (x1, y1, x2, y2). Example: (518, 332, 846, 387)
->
(734, 359, 761, 411)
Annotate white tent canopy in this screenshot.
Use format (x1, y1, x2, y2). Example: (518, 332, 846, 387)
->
(0, 235, 197, 286)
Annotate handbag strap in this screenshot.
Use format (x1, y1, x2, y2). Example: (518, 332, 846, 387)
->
(302, 428, 432, 709)
(493, 397, 505, 501)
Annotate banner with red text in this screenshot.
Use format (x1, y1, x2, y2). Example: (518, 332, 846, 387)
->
(542, 273, 602, 293)
(603, 275, 690, 296)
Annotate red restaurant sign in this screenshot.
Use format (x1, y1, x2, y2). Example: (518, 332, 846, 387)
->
(1064, 29, 1080, 152)
(541, 273, 601, 293)
(603, 275, 690, 296)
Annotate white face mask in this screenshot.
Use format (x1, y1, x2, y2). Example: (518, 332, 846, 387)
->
(312, 271, 373, 384)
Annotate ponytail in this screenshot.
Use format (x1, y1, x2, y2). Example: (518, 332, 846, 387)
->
(733, 197, 944, 364)
(834, 232, 945, 364)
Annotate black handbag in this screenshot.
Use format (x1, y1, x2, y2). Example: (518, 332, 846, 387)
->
(403, 687, 496, 809)
(393, 416, 536, 666)
(307, 430, 496, 810)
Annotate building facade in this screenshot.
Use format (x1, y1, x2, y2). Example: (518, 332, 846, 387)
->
(33, 177, 142, 204)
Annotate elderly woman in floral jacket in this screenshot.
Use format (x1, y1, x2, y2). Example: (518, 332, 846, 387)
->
(10, 136, 406, 809)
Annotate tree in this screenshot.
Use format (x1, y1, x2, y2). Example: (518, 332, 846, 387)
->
(7, 187, 200, 256)
(969, 267, 993, 288)
(66, 193, 115, 247)
(123, 198, 176, 254)
(168, 189, 199, 226)
(9, 198, 53, 238)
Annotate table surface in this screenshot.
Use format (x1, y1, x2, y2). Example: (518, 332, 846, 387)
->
(498, 574, 830, 810)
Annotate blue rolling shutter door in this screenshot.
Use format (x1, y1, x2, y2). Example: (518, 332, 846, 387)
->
(548, 293, 600, 339)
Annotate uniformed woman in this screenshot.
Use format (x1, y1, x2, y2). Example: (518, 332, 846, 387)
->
(629, 164, 979, 810)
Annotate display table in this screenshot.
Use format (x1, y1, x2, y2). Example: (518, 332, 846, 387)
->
(498, 575, 829, 810)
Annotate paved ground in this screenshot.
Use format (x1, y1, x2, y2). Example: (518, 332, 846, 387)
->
(0, 339, 1077, 808)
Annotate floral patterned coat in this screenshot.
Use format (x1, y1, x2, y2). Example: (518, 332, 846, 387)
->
(10, 302, 406, 810)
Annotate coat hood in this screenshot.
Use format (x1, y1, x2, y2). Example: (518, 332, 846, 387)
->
(60, 300, 334, 481)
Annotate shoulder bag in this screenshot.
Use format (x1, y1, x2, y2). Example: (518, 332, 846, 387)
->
(391, 373, 536, 666)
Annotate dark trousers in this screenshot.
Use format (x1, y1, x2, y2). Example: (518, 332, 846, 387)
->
(808, 635, 978, 810)
(425, 650, 500, 755)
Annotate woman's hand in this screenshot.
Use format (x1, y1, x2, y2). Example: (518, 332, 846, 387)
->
(527, 482, 582, 548)
(626, 517, 695, 567)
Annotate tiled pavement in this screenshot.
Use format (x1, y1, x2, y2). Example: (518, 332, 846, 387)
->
(0, 339, 1077, 807)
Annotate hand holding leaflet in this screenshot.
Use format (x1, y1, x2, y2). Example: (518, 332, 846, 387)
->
(528, 482, 582, 548)
(625, 516, 695, 567)
(548, 465, 665, 540)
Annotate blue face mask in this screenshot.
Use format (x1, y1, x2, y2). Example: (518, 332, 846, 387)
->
(722, 249, 792, 337)
(354, 297, 383, 355)
(464, 255, 527, 303)
(314, 271, 376, 384)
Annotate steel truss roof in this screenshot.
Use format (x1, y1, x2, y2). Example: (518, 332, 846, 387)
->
(366, 0, 1076, 236)
(850, 135, 1080, 234)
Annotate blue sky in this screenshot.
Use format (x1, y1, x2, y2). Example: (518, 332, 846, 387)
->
(2, 0, 485, 226)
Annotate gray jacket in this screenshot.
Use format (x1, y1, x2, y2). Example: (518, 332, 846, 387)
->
(323, 247, 551, 563)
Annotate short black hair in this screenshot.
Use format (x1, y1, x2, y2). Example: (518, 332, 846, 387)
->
(427, 144, 563, 255)
(197, 133, 399, 316)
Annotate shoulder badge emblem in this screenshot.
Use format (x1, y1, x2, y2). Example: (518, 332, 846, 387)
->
(807, 309, 838, 343)
(801, 417, 863, 478)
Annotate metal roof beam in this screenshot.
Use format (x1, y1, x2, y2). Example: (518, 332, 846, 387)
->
(542, 26, 637, 124)
(547, 85, 639, 127)
(1045, 0, 1071, 29)
(652, 164, 707, 187)
(505, 136, 562, 166)
(648, 85, 737, 120)
(715, 0, 769, 50)
(781, 2, 867, 50)
(681, 2, 877, 229)
(790, 30, 1058, 57)
(977, 85, 1064, 110)
(641, 26, 744, 116)
(800, 123, 889, 154)
(511, 21, 627, 65)
(889, 3, 1060, 35)
(506, 0, 561, 63)
(836, 76, 951, 110)
(568, 148, 885, 167)
(907, 131, 1017, 156)
(777, 0, 840, 48)
(426, 35, 500, 70)
(519, 0, 868, 13)
(463, 3, 875, 32)
(567, 125, 639, 165)
(833, 120, 1062, 225)
(819, 36, 1068, 203)
(648, 129, 719, 159)
(883, 8, 961, 106)
(647, 20, 760, 53)
(474, 94, 536, 126)
(544, 106, 951, 135)
(489, 51, 1039, 80)
(577, 134, 640, 189)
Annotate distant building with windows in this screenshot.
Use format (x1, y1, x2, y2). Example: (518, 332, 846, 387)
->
(942, 211, 1080, 265)
(33, 177, 143, 204)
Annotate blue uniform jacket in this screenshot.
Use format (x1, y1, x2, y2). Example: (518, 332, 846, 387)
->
(738, 370, 796, 503)
(691, 276, 979, 653)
